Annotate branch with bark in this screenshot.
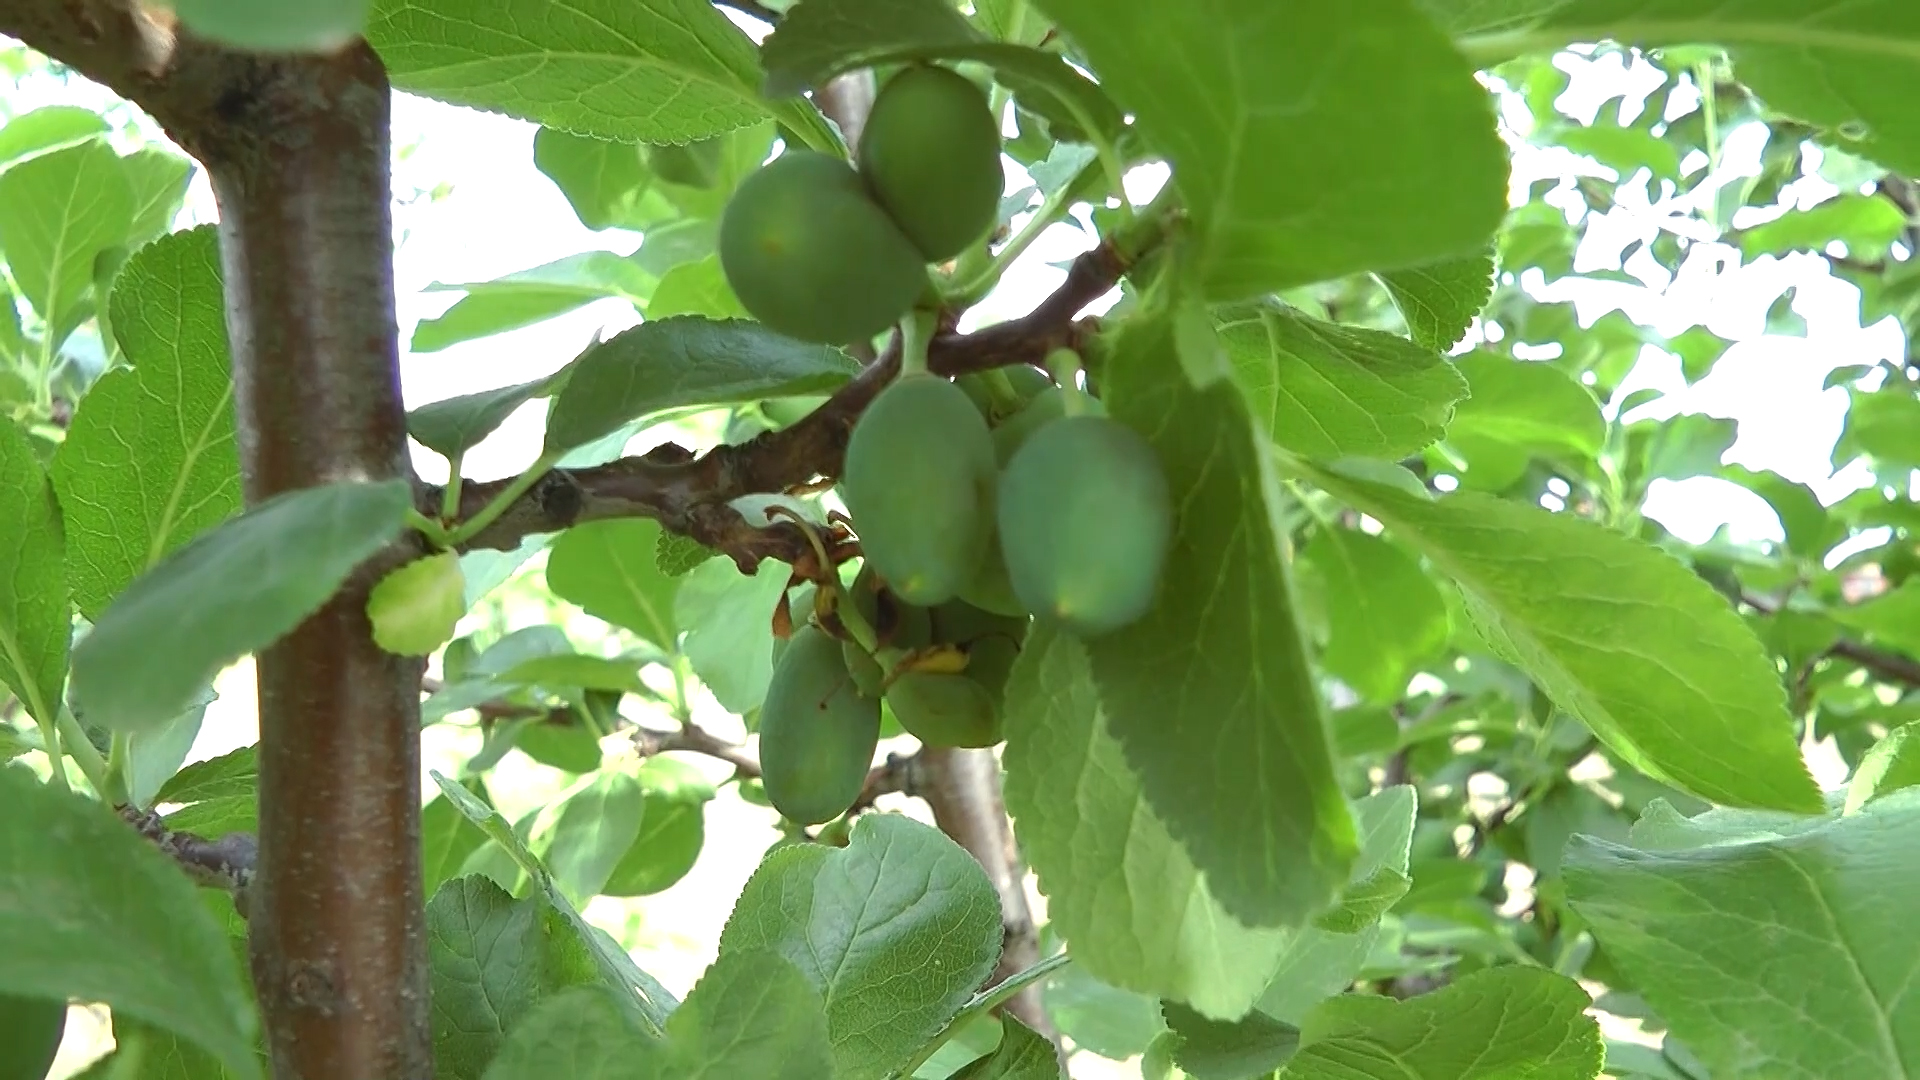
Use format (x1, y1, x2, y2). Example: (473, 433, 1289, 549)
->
(1742, 592, 1920, 689)
(428, 240, 1133, 578)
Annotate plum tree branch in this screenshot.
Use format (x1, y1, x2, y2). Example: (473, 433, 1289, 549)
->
(432, 238, 1136, 577)
(1742, 592, 1920, 689)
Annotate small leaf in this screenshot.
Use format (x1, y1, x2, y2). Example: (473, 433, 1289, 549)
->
(70, 479, 415, 733)
(758, 0, 1124, 143)
(1161, 1002, 1300, 1080)
(427, 874, 605, 1080)
(546, 519, 683, 651)
(1566, 791, 1920, 1080)
(1223, 303, 1468, 462)
(1739, 192, 1909, 261)
(1277, 967, 1601, 1080)
(368, 552, 467, 656)
(533, 128, 661, 233)
(1831, 578, 1920, 658)
(1446, 351, 1605, 466)
(1300, 528, 1448, 703)
(429, 772, 679, 1032)
(525, 770, 648, 903)
(1033, 0, 1507, 300)
(422, 792, 490, 896)
(479, 985, 658, 1080)
(543, 316, 858, 455)
(124, 692, 212, 809)
(717, 814, 1004, 1080)
(645, 256, 747, 321)
(952, 1016, 1062, 1080)
(408, 375, 558, 460)
(663, 949, 833, 1080)
(52, 225, 242, 622)
(1293, 461, 1824, 812)
(0, 419, 69, 728)
(603, 758, 713, 897)
(1845, 721, 1920, 814)
(121, 148, 195, 247)
(155, 745, 257, 808)
(676, 556, 791, 715)
(1085, 309, 1357, 927)
(0, 138, 134, 345)
(410, 252, 658, 353)
(656, 532, 715, 577)
(0, 769, 260, 1080)
(364, 0, 834, 149)
(1376, 251, 1495, 353)
(170, 0, 369, 52)
(0, 106, 110, 171)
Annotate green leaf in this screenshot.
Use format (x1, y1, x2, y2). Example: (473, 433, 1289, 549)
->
(1831, 578, 1920, 657)
(1844, 721, 1920, 814)
(0, 106, 109, 171)
(1277, 967, 1601, 1080)
(429, 772, 680, 1033)
(676, 555, 791, 715)
(0, 138, 133, 346)
(603, 758, 712, 897)
(124, 691, 212, 809)
(70, 1015, 266, 1080)
(1034, 0, 1507, 300)
(662, 949, 833, 1080)
(0, 769, 260, 1080)
(1222, 303, 1469, 462)
(495, 653, 650, 696)
(645, 256, 747, 321)
(368, 551, 467, 656)
(1554, 116, 1683, 183)
(1301, 528, 1448, 703)
(1162, 1002, 1300, 1080)
(546, 519, 683, 651)
(427, 874, 604, 1080)
(170, 0, 369, 51)
(1041, 966, 1162, 1060)
(410, 252, 658, 353)
(1005, 625, 1416, 1019)
(1450, 5, 1920, 176)
(1291, 462, 1824, 813)
(543, 316, 858, 455)
(717, 814, 1004, 1080)
(1720, 465, 1834, 559)
(0, 419, 68, 728)
(120, 148, 195, 247)
(423, 792, 491, 896)
(1739, 193, 1909, 261)
(365, 0, 834, 149)
(155, 745, 256, 808)
(70, 479, 414, 734)
(1083, 309, 1358, 927)
(1566, 790, 1920, 1080)
(1834, 386, 1920, 471)
(533, 128, 660, 233)
(526, 770, 648, 903)
(1446, 350, 1604, 463)
(52, 225, 242, 622)
(0, 991, 65, 1080)
(1376, 251, 1495, 353)
(758, 0, 1124, 143)
(478, 984, 658, 1080)
(656, 532, 715, 578)
(408, 375, 558, 459)
(952, 1016, 1061, 1080)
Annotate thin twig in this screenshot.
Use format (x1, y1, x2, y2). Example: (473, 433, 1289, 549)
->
(120, 804, 258, 907)
(631, 722, 920, 808)
(1742, 591, 1920, 689)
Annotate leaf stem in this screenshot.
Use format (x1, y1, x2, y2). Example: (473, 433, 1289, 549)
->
(406, 508, 453, 549)
(889, 951, 1073, 1079)
(57, 706, 113, 800)
(440, 452, 464, 522)
(443, 451, 563, 547)
(951, 156, 1106, 308)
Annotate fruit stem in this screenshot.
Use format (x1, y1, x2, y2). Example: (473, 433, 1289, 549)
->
(897, 308, 936, 378)
(406, 509, 453, 550)
(948, 154, 1106, 308)
(976, 368, 1026, 417)
(1044, 347, 1095, 417)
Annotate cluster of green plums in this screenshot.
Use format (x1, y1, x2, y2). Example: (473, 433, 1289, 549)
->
(717, 62, 1004, 345)
(755, 367, 1175, 827)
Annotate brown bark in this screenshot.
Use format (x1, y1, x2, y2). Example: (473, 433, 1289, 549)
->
(0, 10, 437, 1074)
